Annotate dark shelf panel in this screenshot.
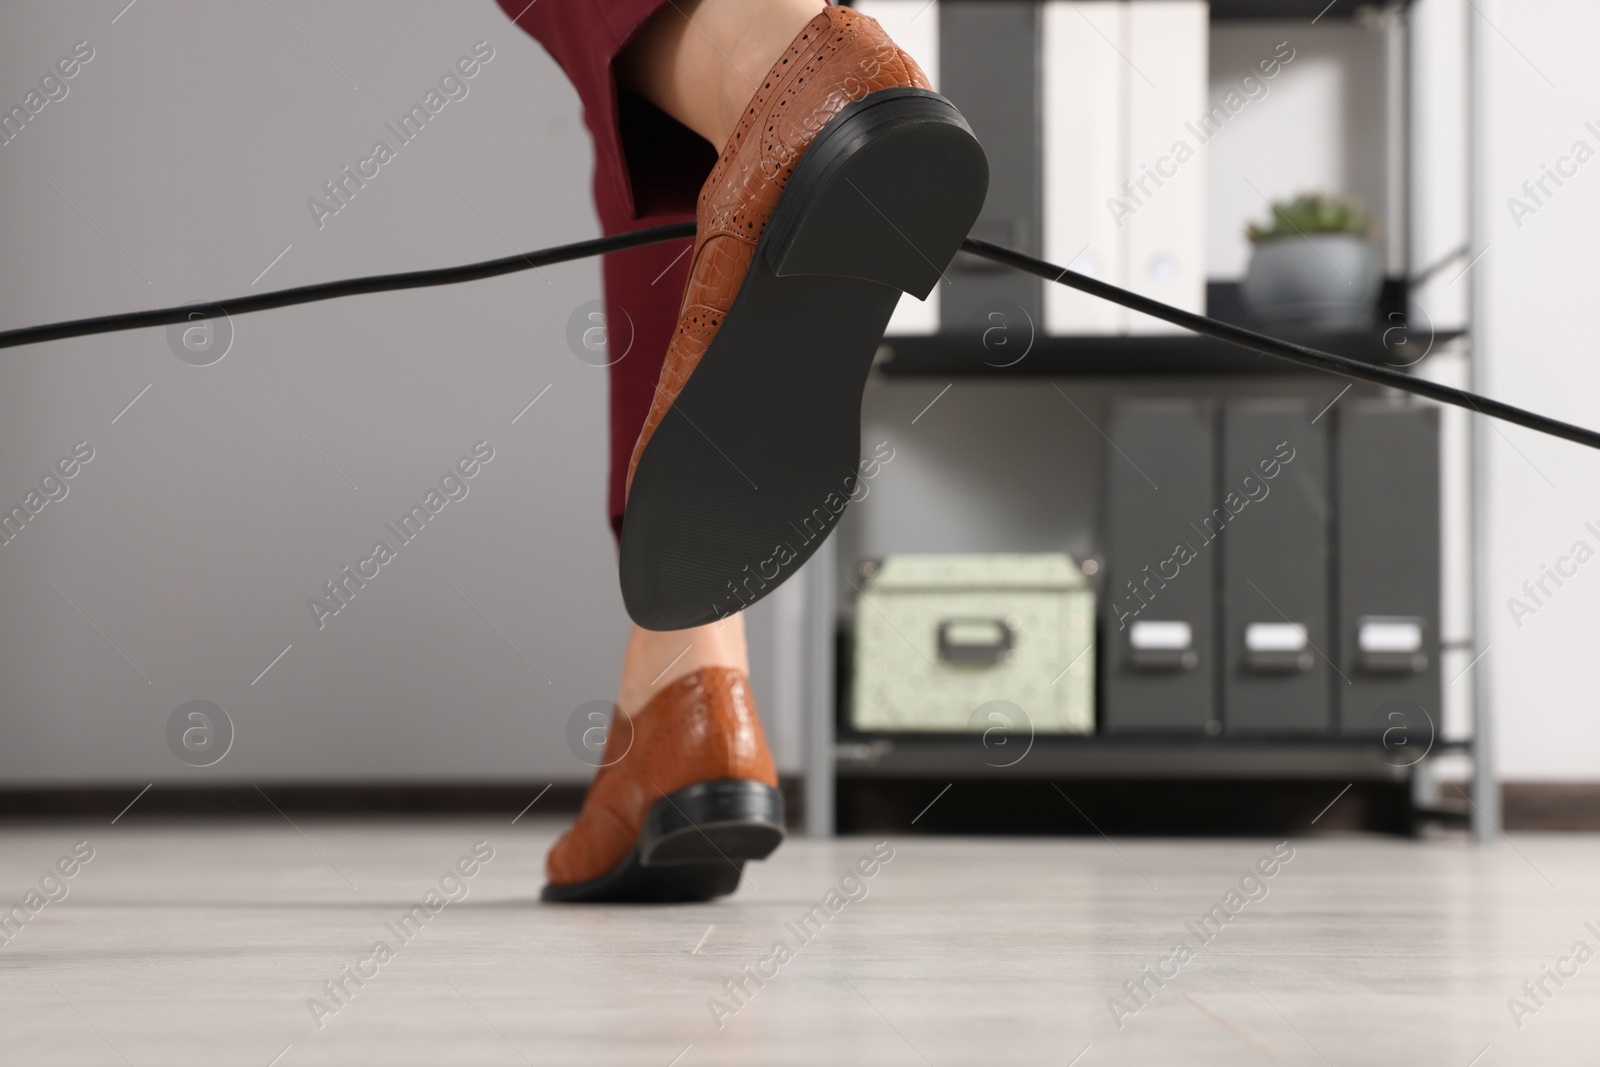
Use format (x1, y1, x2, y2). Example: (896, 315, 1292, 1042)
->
(1209, 0, 1396, 20)
(848, 0, 1387, 18)
(877, 326, 1463, 378)
(835, 735, 1414, 781)
(879, 278, 1461, 377)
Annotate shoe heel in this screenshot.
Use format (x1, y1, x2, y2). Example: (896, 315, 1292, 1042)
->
(639, 780, 785, 867)
(764, 88, 989, 300)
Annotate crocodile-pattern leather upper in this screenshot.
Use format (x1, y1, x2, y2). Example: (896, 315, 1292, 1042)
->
(545, 666, 778, 886)
(624, 6, 930, 495)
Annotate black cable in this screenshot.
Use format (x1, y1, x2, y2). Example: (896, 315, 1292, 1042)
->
(1, 222, 1596, 454)
(962, 236, 1600, 453)
(0, 222, 696, 351)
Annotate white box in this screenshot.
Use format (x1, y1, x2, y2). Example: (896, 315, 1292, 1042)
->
(1043, 0, 1129, 334)
(1122, 0, 1209, 334)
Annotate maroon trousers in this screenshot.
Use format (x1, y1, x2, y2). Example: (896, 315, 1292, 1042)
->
(496, 0, 718, 542)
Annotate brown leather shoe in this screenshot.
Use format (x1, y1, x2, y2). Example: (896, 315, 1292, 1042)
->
(541, 666, 782, 903)
(620, 6, 987, 631)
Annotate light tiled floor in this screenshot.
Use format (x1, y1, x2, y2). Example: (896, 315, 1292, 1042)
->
(1, 818, 1596, 1065)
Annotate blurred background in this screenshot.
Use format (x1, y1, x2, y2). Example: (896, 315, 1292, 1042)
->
(2, 0, 1597, 838)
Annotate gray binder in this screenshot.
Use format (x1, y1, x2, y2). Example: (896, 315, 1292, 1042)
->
(938, 1, 1043, 331)
(1221, 400, 1332, 734)
(1334, 401, 1442, 738)
(1102, 398, 1217, 732)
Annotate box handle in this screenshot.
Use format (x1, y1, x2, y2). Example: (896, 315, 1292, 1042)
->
(936, 617, 1016, 665)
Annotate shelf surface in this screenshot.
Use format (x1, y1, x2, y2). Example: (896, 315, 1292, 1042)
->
(846, 0, 1396, 17)
(879, 279, 1460, 378)
(1209, 0, 1402, 19)
(876, 327, 1462, 378)
(836, 734, 1416, 781)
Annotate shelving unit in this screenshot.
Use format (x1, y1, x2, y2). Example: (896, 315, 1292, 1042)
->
(876, 329, 1463, 377)
(876, 283, 1464, 377)
(802, 0, 1487, 840)
(835, 735, 1416, 780)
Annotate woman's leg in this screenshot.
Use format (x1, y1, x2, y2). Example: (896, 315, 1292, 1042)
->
(496, 0, 789, 905)
(616, 613, 746, 712)
(496, 0, 781, 711)
(599, 0, 821, 714)
(499, 0, 980, 900)
(597, 200, 750, 712)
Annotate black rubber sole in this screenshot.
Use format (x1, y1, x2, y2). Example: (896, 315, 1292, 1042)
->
(540, 779, 785, 904)
(621, 88, 989, 631)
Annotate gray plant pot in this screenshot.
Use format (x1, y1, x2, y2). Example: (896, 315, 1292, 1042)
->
(1241, 234, 1382, 330)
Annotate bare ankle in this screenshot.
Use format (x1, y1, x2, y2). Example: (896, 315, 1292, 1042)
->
(616, 616, 749, 712)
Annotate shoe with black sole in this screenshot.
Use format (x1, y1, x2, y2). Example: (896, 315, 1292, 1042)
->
(620, 7, 988, 632)
(540, 668, 781, 904)
(541, 780, 784, 904)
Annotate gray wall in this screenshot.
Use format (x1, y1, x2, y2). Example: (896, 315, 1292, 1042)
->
(1477, 0, 1600, 780)
(0, 1, 802, 784)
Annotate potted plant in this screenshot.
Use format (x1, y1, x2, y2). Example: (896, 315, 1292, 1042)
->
(1242, 193, 1382, 330)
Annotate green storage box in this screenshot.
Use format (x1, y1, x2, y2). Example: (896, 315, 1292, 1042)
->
(850, 553, 1095, 734)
